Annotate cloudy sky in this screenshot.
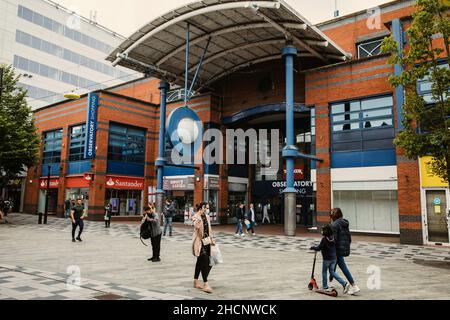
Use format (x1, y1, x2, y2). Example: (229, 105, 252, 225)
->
(55, 0, 394, 37)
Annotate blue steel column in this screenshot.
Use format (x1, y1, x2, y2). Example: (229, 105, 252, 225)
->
(282, 43, 298, 236)
(156, 81, 169, 214)
(392, 18, 404, 130)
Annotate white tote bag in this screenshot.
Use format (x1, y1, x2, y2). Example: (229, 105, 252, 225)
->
(210, 243, 223, 266)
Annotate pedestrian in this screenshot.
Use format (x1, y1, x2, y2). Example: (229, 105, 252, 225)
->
(247, 203, 256, 235)
(310, 224, 351, 294)
(0, 199, 5, 224)
(330, 208, 360, 295)
(104, 202, 112, 228)
(234, 203, 245, 237)
(70, 198, 86, 242)
(143, 204, 162, 262)
(192, 202, 214, 293)
(262, 203, 270, 224)
(163, 198, 175, 237)
(64, 199, 71, 219)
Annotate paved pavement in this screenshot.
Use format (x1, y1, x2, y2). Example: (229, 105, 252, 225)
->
(1, 213, 450, 300)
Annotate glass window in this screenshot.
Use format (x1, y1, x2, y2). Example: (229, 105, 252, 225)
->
(361, 96, 394, 110)
(108, 123, 146, 164)
(363, 118, 393, 128)
(362, 107, 392, 118)
(43, 129, 63, 164)
(358, 38, 384, 59)
(21, 7, 33, 21)
(331, 101, 360, 114)
(333, 122, 360, 132)
(333, 113, 359, 122)
(69, 125, 86, 162)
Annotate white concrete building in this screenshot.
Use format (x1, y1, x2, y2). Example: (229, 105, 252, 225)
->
(0, 0, 140, 109)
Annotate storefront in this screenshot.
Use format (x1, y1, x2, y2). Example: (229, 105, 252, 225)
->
(227, 180, 248, 223)
(105, 175, 144, 216)
(420, 157, 450, 245)
(204, 175, 219, 224)
(65, 175, 91, 211)
(163, 176, 194, 222)
(38, 177, 59, 214)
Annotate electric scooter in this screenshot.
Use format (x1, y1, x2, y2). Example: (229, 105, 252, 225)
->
(308, 251, 338, 297)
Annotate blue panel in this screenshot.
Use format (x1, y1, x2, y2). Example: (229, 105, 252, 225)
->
(164, 165, 194, 176)
(67, 160, 91, 175)
(41, 163, 60, 176)
(392, 18, 404, 130)
(107, 161, 144, 176)
(204, 163, 219, 175)
(331, 149, 396, 168)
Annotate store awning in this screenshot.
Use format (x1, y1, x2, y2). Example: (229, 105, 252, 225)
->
(107, 0, 351, 89)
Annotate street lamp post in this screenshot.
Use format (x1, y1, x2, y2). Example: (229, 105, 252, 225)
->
(43, 165, 51, 224)
(0, 67, 4, 104)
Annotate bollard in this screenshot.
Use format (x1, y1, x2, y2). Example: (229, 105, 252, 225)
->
(38, 212, 43, 224)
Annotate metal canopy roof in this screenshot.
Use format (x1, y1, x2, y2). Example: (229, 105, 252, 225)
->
(107, 0, 351, 89)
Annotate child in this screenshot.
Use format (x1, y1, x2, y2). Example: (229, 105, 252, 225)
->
(310, 224, 351, 294)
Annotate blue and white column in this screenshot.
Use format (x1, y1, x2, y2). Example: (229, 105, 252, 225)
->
(282, 43, 298, 236)
(156, 81, 169, 214)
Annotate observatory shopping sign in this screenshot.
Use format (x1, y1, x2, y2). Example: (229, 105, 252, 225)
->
(84, 93, 99, 159)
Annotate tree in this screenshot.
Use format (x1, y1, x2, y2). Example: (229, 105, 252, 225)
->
(0, 64, 40, 189)
(382, 0, 450, 188)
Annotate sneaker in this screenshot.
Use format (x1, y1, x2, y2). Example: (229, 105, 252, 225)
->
(234, 233, 240, 237)
(328, 281, 335, 289)
(322, 287, 333, 292)
(147, 257, 155, 261)
(72, 239, 76, 242)
(350, 284, 360, 295)
(152, 257, 161, 262)
(240, 233, 245, 237)
(76, 237, 82, 242)
(343, 283, 351, 294)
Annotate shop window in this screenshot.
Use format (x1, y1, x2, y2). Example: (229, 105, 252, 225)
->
(357, 38, 384, 59)
(417, 62, 449, 104)
(42, 129, 63, 164)
(331, 95, 395, 152)
(108, 123, 146, 164)
(69, 124, 86, 162)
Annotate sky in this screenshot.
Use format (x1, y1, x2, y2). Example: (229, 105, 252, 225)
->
(54, 0, 395, 37)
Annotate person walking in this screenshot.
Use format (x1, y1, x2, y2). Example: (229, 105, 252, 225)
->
(70, 198, 86, 242)
(104, 202, 112, 228)
(163, 198, 176, 237)
(143, 204, 162, 262)
(247, 203, 257, 235)
(330, 208, 360, 295)
(262, 203, 270, 224)
(234, 203, 245, 237)
(192, 202, 214, 294)
(64, 199, 71, 219)
(310, 224, 351, 294)
(0, 199, 5, 224)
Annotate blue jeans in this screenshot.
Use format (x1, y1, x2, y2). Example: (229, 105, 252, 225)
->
(235, 219, 243, 234)
(322, 260, 346, 289)
(335, 255, 355, 285)
(65, 209, 70, 219)
(163, 216, 173, 236)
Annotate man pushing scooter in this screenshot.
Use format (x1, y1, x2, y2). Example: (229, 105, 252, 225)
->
(309, 224, 351, 296)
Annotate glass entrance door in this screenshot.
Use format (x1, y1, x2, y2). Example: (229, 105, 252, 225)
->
(425, 190, 449, 244)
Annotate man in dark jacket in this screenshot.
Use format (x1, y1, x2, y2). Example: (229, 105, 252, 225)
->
(234, 203, 245, 237)
(330, 208, 360, 295)
(163, 198, 176, 236)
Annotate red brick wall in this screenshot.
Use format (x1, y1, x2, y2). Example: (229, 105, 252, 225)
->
(108, 78, 161, 104)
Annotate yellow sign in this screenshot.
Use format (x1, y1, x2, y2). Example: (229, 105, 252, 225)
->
(434, 205, 441, 214)
(420, 156, 447, 187)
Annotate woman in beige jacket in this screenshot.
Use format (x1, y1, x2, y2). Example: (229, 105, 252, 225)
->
(192, 202, 214, 293)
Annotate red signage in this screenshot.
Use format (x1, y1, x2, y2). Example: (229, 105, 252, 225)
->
(283, 164, 305, 180)
(66, 176, 91, 188)
(105, 176, 144, 190)
(39, 178, 60, 189)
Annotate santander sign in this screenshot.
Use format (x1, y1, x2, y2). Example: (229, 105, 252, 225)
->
(105, 176, 144, 190)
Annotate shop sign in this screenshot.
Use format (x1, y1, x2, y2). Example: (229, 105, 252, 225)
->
(105, 176, 144, 190)
(204, 176, 219, 190)
(283, 164, 305, 180)
(66, 176, 91, 188)
(420, 156, 447, 187)
(39, 178, 60, 189)
(163, 177, 194, 191)
(253, 180, 313, 197)
(84, 92, 99, 159)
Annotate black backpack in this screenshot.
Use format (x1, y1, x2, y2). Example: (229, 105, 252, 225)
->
(140, 220, 151, 246)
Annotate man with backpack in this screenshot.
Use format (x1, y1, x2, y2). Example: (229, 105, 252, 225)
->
(163, 198, 176, 237)
(141, 204, 162, 262)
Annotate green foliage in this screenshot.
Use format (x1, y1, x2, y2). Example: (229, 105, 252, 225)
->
(0, 64, 40, 188)
(381, 0, 450, 186)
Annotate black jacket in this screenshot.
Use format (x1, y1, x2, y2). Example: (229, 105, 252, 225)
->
(311, 236, 337, 261)
(164, 202, 176, 218)
(236, 207, 245, 220)
(331, 218, 352, 257)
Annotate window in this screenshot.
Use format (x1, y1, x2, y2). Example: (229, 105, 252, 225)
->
(43, 129, 63, 164)
(69, 125, 86, 161)
(357, 38, 384, 59)
(331, 95, 395, 152)
(417, 63, 449, 104)
(108, 123, 146, 164)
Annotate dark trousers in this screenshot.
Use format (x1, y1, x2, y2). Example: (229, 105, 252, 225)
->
(72, 219, 84, 239)
(150, 234, 162, 258)
(105, 219, 111, 228)
(194, 254, 212, 282)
